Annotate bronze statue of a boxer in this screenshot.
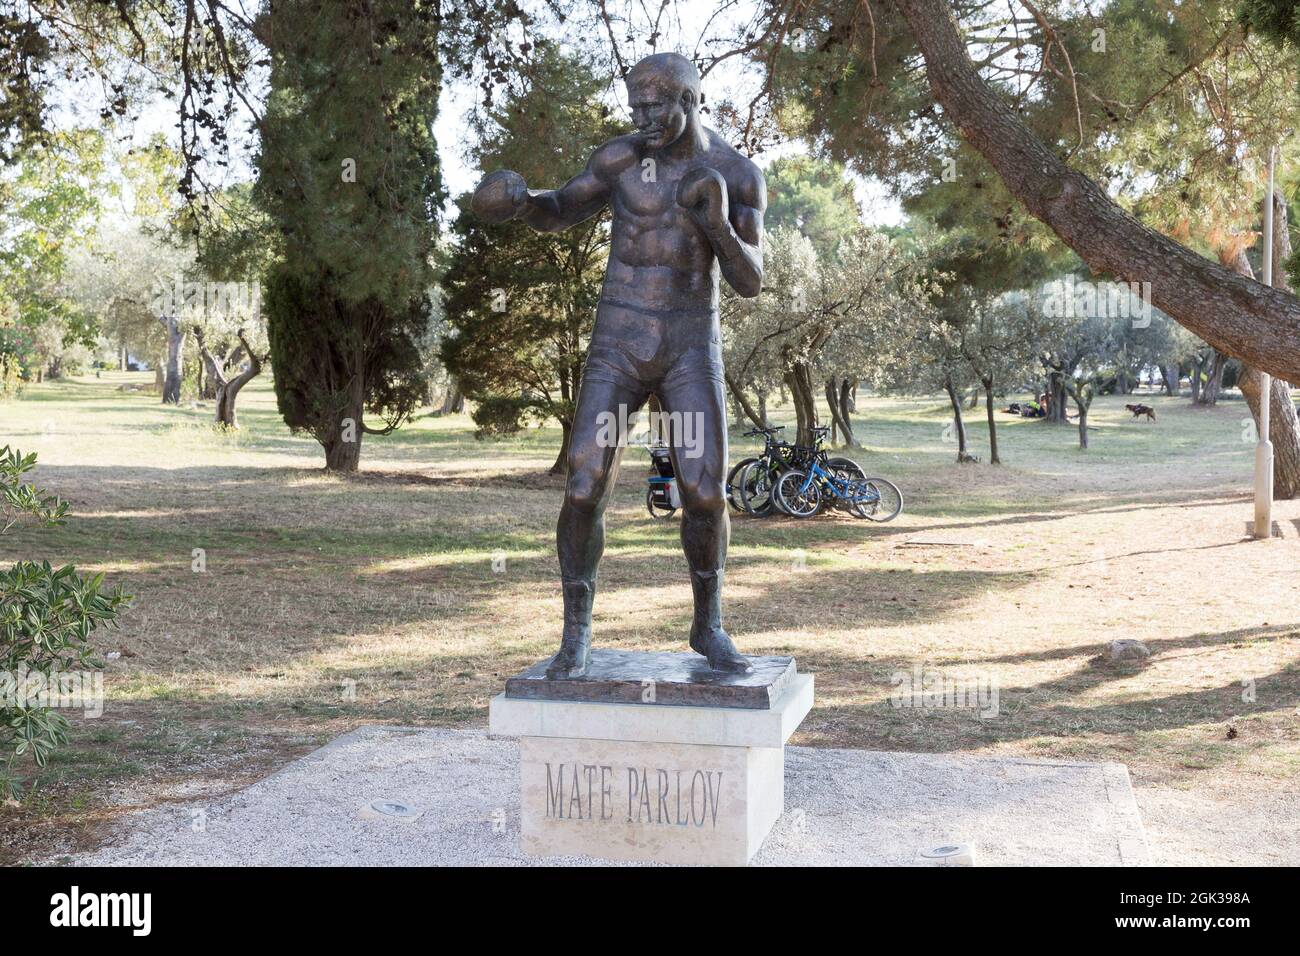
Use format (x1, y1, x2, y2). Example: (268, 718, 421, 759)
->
(472, 52, 766, 679)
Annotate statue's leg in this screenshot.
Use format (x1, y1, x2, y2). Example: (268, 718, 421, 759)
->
(550, 373, 648, 679)
(658, 374, 753, 674)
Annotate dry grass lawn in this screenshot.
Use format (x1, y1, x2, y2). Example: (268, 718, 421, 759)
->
(2, 371, 1297, 865)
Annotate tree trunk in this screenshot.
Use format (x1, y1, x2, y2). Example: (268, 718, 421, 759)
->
(756, 388, 769, 428)
(1045, 367, 1069, 423)
(1162, 365, 1180, 396)
(783, 357, 818, 447)
(1077, 403, 1089, 449)
(824, 378, 839, 444)
(824, 375, 861, 448)
(982, 377, 1000, 464)
(944, 373, 973, 462)
(200, 360, 220, 400)
(725, 371, 768, 431)
(218, 335, 265, 429)
(1239, 367, 1300, 499)
(325, 433, 362, 471)
(838, 378, 861, 448)
(439, 382, 464, 414)
(550, 419, 572, 476)
(798, 362, 819, 446)
(646, 392, 665, 445)
(194, 327, 227, 419)
(894, 0, 1300, 384)
(195, 328, 262, 428)
(158, 315, 186, 404)
(213, 383, 230, 423)
(826, 382, 837, 444)
(1264, 187, 1300, 499)
(323, 377, 365, 472)
(1197, 350, 1226, 405)
(1222, 243, 1300, 499)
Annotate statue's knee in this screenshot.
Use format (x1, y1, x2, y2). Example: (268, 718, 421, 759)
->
(681, 479, 726, 516)
(564, 474, 604, 515)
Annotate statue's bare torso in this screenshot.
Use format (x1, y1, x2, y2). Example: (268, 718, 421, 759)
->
(591, 131, 764, 314)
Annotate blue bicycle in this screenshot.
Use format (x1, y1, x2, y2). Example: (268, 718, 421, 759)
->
(774, 451, 903, 521)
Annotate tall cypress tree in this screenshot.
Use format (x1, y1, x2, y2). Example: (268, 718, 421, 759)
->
(257, 0, 443, 471)
(441, 44, 621, 474)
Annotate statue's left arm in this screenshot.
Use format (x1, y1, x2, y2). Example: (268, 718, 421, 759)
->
(677, 164, 766, 298)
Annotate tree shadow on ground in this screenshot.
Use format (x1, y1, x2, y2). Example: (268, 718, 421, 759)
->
(790, 622, 1298, 786)
(967, 623, 1297, 666)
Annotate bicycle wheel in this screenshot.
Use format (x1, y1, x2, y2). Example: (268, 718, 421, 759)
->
(766, 462, 793, 514)
(726, 457, 757, 514)
(826, 457, 865, 478)
(646, 486, 677, 520)
(851, 478, 903, 522)
(823, 457, 866, 512)
(738, 459, 777, 516)
(775, 469, 821, 518)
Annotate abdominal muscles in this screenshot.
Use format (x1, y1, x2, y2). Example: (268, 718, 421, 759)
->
(606, 217, 718, 313)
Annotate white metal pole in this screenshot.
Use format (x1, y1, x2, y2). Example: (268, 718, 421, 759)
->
(1255, 146, 1275, 539)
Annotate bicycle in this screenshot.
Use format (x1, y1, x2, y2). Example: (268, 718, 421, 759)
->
(725, 427, 777, 514)
(738, 426, 865, 517)
(735, 427, 811, 516)
(774, 448, 903, 521)
(728, 425, 788, 515)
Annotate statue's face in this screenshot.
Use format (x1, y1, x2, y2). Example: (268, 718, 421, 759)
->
(627, 76, 690, 151)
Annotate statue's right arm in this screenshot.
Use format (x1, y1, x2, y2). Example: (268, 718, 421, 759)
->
(515, 139, 634, 233)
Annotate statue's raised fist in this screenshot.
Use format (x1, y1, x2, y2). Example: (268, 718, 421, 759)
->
(676, 167, 729, 232)
(472, 169, 527, 224)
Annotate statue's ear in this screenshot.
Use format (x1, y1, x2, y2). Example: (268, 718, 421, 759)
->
(680, 88, 696, 113)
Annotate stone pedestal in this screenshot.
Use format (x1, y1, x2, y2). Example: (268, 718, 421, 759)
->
(489, 649, 813, 866)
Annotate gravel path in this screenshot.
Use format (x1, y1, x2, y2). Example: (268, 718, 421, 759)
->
(53, 726, 1150, 866)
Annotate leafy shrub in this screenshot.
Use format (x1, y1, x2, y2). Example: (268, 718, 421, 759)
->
(1, 447, 131, 800)
(470, 394, 547, 439)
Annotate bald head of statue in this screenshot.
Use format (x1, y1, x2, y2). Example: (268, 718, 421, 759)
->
(625, 52, 703, 152)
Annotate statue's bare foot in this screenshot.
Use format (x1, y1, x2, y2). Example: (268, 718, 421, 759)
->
(690, 626, 754, 674)
(545, 629, 591, 680)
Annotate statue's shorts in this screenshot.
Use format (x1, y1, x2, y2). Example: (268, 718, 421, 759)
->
(581, 297, 725, 405)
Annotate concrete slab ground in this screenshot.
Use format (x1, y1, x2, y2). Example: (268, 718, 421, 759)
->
(57, 726, 1150, 866)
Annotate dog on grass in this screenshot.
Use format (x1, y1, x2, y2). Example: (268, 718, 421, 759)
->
(1125, 403, 1156, 422)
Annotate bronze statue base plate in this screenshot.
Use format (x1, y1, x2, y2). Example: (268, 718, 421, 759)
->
(504, 649, 796, 710)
